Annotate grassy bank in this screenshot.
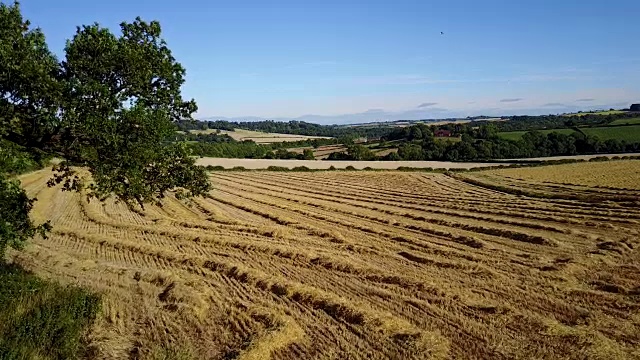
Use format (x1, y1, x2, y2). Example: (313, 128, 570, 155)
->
(0, 262, 100, 360)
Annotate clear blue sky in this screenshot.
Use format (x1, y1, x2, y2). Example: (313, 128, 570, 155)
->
(20, 0, 640, 123)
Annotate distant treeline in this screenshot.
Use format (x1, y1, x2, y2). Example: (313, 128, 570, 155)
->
(176, 119, 396, 139)
(177, 112, 640, 161)
(178, 112, 638, 139)
(334, 123, 640, 161)
(176, 132, 331, 159)
(473, 111, 639, 132)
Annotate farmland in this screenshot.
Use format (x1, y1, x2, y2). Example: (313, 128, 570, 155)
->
(484, 159, 640, 189)
(609, 118, 640, 126)
(498, 128, 575, 141)
(13, 162, 640, 359)
(189, 128, 331, 144)
(564, 110, 627, 117)
(582, 125, 640, 142)
(498, 124, 640, 142)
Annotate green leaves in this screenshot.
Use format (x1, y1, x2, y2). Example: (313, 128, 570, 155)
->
(0, 2, 211, 256)
(0, 175, 51, 259)
(0, 2, 61, 151)
(52, 16, 208, 206)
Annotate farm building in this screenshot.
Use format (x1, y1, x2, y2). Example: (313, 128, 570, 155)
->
(434, 129, 452, 137)
(631, 104, 640, 111)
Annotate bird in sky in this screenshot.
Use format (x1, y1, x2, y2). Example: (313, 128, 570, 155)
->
(441, 31, 444, 35)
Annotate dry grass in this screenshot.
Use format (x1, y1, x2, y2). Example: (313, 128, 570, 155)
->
(12, 163, 640, 359)
(484, 160, 640, 190)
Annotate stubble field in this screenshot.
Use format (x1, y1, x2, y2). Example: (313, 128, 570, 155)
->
(13, 162, 640, 359)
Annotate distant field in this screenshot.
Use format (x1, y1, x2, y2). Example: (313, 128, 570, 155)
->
(347, 118, 505, 129)
(485, 159, 640, 189)
(582, 125, 640, 142)
(371, 148, 398, 157)
(498, 125, 640, 142)
(563, 110, 626, 117)
(190, 128, 331, 143)
(289, 143, 399, 160)
(498, 128, 575, 141)
(287, 144, 348, 159)
(609, 117, 640, 125)
(314, 145, 347, 159)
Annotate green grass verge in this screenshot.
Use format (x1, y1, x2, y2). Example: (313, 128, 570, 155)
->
(0, 262, 101, 360)
(608, 117, 640, 125)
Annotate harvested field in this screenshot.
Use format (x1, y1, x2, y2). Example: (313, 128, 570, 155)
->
(190, 129, 331, 144)
(13, 164, 640, 359)
(286, 145, 348, 160)
(484, 160, 640, 190)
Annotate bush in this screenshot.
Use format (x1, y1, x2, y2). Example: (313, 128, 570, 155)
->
(0, 140, 51, 176)
(266, 166, 289, 172)
(291, 166, 311, 172)
(0, 263, 101, 359)
(207, 165, 225, 171)
(345, 165, 357, 171)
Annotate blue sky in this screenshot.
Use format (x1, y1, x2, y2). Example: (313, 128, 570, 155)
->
(20, 0, 640, 123)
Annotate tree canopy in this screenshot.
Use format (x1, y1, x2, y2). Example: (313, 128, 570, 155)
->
(0, 2, 210, 258)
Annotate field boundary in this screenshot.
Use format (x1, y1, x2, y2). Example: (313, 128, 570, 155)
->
(199, 155, 640, 172)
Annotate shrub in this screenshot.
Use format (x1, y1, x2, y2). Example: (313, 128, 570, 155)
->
(292, 166, 311, 172)
(267, 166, 289, 172)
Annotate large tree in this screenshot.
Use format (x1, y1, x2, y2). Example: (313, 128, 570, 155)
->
(0, 2, 210, 258)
